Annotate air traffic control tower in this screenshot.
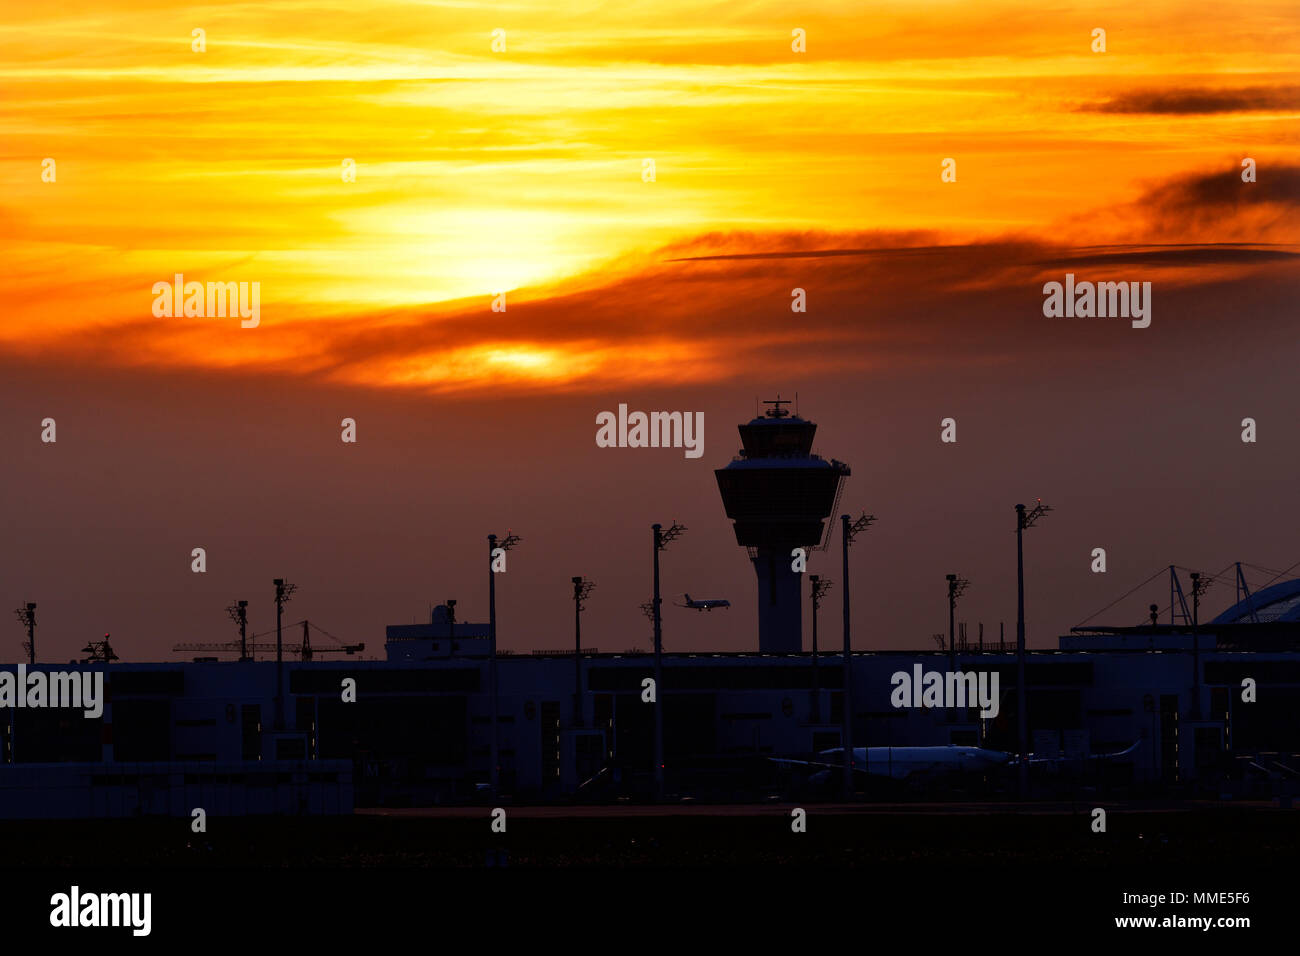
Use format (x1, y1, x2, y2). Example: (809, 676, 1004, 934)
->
(715, 400, 851, 653)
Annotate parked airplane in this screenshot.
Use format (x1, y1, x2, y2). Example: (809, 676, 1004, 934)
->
(678, 594, 731, 611)
(769, 742, 1140, 784)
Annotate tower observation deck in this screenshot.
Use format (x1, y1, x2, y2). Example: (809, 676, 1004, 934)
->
(714, 399, 851, 653)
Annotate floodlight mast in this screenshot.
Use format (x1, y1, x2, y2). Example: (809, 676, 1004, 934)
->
(946, 574, 970, 719)
(226, 600, 249, 661)
(572, 576, 595, 726)
(1015, 500, 1051, 796)
(946, 575, 970, 663)
(273, 579, 297, 730)
(840, 513, 875, 799)
(1189, 571, 1211, 720)
(651, 521, 685, 800)
(810, 575, 833, 722)
(487, 531, 521, 799)
(14, 603, 36, 665)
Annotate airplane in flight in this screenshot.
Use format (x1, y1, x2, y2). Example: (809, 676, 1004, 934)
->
(678, 594, 731, 611)
(769, 741, 1140, 784)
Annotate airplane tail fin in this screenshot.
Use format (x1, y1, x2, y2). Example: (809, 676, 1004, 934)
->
(684, 594, 692, 603)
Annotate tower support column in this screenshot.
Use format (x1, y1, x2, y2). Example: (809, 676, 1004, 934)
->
(752, 548, 803, 653)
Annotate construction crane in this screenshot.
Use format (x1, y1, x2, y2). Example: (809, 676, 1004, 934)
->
(295, 620, 365, 661)
(174, 619, 364, 661)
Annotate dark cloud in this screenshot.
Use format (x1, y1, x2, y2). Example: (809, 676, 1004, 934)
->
(9, 167, 1299, 397)
(1086, 85, 1300, 114)
(667, 244, 958, 262)
(1122, 164, 1300, 241)
(33, 229, 1298, 401)
(1032, 245, 1300, 268)
(1144, 165, 1300, 209)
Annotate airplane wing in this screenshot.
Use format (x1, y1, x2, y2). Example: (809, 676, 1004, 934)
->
(771, 742, 1139, 779)
(768, 755, 877, 779)
(767, 754, 997, 784)
(1024, 741, 1141, 766)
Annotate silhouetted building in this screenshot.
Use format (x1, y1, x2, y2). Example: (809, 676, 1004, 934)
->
(386, 603, 489, 661)
(3, 593, 1300, 815)
(715, 401, 850, 653)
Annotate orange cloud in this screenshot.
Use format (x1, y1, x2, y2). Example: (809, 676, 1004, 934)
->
(3, 1, 1298, 395)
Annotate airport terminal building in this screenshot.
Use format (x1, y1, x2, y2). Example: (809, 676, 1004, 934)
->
(2, 580, 1298, 816)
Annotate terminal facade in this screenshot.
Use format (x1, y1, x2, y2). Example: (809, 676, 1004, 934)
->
(3, 583, 1298, 814)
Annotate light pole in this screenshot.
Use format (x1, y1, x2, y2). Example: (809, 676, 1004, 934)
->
(945, 575, 970, 720)
(840, 513, 876, 799)
(1015, 500, 1051, 797)
(487, 531, 521, 798)
(652, 521, 685, 800)
(1190, 572, 1210, 721)
(810, 575, 832, 723)
(572, 576, 595, 727)
(946, 575, 970, 673)
(14, 603, 36, 665)
(273, 579, 296, 730)
(227, 600, 249, 661)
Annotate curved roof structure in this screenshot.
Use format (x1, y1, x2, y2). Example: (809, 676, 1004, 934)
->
(1209, 578, 1300, 625)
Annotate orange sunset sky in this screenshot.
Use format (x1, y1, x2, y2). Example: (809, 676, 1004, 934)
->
(2, 1, 1299, 659)
(4, 0, 1298, 389)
